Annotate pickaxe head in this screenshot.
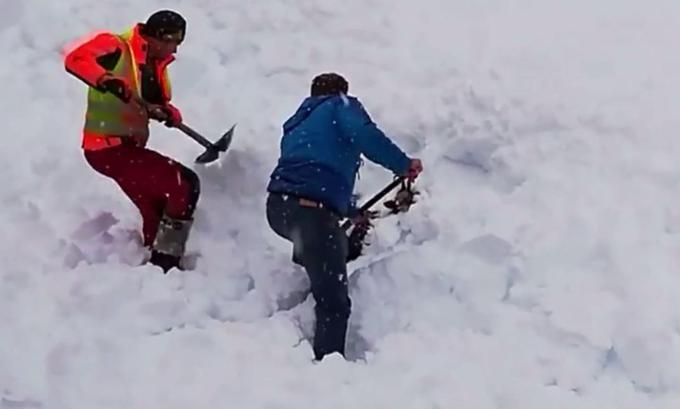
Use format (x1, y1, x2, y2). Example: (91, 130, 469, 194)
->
(195, 124, 235, 164)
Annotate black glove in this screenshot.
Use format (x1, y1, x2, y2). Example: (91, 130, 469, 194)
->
(147, 106, 169, 122)
(146, 104, 181, 128)
(98, 76, 131, 103)
(346, 210, 378, 262)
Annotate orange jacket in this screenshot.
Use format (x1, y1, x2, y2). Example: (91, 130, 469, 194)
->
(65, 24, 175, 150)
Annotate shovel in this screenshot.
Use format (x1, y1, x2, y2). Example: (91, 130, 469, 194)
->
(134, 96, 235, 164)
(175, 122, 235, 164)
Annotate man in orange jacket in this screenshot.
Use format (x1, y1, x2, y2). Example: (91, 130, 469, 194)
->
(65, 10, 199, 272)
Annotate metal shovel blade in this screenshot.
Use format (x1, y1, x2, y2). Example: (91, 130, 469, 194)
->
(215, 124, 236, 151)
(195, 148, 220, 164)
(193, 124, 236, 164)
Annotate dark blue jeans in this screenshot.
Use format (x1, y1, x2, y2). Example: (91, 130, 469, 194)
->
(266, 193, 351, 360)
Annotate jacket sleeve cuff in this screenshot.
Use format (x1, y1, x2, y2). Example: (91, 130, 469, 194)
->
(392, 153, 411, 176)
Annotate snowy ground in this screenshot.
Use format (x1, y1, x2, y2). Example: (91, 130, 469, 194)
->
(2, 0, 680, 408)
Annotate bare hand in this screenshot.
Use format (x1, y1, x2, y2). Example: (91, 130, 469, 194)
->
(405, 158, 423, 181)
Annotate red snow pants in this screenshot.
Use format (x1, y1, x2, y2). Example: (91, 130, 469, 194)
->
(84, 145, 200, 246)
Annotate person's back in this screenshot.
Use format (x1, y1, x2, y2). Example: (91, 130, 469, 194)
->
(268, 77, 411, 216)
(269, 94, 362, 216)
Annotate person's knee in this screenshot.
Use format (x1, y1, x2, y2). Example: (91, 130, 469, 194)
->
(179, 166, 201, 206)
(164, 165, 200, 220)
(179, 165, 201, 215)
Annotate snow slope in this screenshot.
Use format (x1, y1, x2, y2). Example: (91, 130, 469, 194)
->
(2, 0, 680, 408)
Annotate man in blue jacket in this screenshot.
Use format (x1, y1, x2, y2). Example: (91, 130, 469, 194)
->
(266, 73, 423, 361)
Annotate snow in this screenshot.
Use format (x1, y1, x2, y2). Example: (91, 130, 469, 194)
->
(2, 0, 680, 407)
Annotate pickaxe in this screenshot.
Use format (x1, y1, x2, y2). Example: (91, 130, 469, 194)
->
(175, 122, 235, 164)
(135, 97, 235, 164)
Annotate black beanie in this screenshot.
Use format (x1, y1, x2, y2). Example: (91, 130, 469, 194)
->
(310, 73, 349, 96)
(143, 10, 186, 40)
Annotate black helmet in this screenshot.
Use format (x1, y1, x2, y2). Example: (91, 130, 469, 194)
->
(142, 10, 186, 42)
(310, 73, 348, 96)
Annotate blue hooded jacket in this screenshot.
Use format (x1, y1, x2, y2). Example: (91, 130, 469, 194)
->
(267, 94, 411, 216)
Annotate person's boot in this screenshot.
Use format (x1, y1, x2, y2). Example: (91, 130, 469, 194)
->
(149, 214, 193, 273)
(148, 251, 181, 272)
